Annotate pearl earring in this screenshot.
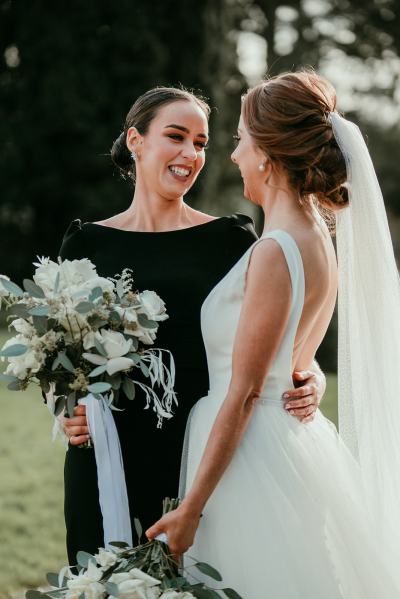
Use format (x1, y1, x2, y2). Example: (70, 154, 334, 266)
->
(131, 151, 137, 161)
(258, 162, 266, 172)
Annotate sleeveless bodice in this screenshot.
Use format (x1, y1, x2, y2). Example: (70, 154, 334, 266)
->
(201, 230, 305, 401)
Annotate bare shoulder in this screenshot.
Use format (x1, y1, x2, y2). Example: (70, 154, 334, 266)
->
(247, 238, 292, 292)
(187, 207, 216, 225)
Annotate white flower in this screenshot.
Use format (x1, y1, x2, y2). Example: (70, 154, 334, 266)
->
(139, 291, 168, 322)
(66, 561, 105, 599)
(109, 568, 161, 599)
(83, 330, 134, 376)
(10, 318, 35, 337)
(160, 592, 196, 599)
(33, 257, 114, 297)
(94, 547, 118, 569)
(2, 334, 45, 380)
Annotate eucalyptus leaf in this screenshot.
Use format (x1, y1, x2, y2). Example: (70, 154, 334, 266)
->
(54, 396, 66, 417)
(105, 582, 119, 597)
(109, 541, 129, 548)
(29, 304, 50, 316)
(89, 286, 103, 302)
(0, 374, 18, 383)
(76, 550, 95, 569)
(52, 357, 60, 371)
(134, 517, 142, 542)
(46, 572, 61, 587)
(1, 278, 24, 297)
(122, 377, 135, 400)
(8, 303, 29, 318)
(88, 382, 111, 394)
(0, 343, 27, 357)
(25, 591, 53, 599)
(138, 313, 158, 329)
(222, 589, 244, 599)
(109, 310, 121, 324)
(88, 364, 107, 377)
(140, 361, 150, 378)
(191, 589, 219, 599)
(127, 353, 141, 364)
(32, 315, 48, 335)
(58, 352, 75, 373)
(7, 380, 21, 391)
(66, 392, 76, 418)
(194, 562, 223, 582)
(23, 279, 46, 298)
(75, 301, 95, 314)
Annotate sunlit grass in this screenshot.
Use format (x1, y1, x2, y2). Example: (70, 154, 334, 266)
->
(0, 328, 338, 593)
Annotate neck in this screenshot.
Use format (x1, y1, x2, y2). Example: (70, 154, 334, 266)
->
(118, 179, 191, 232)
(259, 184, 314, 233)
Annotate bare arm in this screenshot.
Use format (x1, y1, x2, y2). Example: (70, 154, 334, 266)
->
(146, 239, 293, 553)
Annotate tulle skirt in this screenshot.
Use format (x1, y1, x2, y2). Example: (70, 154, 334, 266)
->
(182, 394, 400, 598)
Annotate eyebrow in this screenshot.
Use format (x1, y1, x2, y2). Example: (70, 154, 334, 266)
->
(164, 124, 208, 139)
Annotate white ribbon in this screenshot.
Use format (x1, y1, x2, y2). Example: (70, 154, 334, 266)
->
(79, 393, 133, 548)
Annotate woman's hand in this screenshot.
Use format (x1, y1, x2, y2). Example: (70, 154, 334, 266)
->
(63, 405, 91, 446)
(283, 368, 325, 423)
(145, 504, 201, 556)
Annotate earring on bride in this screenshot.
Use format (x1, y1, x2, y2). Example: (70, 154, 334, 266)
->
(258, 161, 266, 172)
(131, 151, 137, 161)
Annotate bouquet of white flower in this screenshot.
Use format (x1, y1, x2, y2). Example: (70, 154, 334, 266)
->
(0, 257, 177, 431)
(0, 257, 178, 546)
(26, 499, 242, 599)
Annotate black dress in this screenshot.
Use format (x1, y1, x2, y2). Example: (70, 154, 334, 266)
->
(59, 214, 257, 564)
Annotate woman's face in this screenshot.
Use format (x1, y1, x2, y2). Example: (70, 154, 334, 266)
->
(231, 113, 267, 204)
(128, 100, 209, 200)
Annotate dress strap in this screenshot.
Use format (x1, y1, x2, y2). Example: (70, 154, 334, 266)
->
(248, 229, 305, 319)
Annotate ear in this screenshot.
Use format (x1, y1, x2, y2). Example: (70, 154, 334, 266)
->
(126, 126, 144, 153)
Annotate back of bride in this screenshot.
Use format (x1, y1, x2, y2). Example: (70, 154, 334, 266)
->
(157, 71, 400, 598)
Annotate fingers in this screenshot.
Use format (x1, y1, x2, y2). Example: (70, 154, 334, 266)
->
(283, 384, 317, 402)
(286, 404, 316, 418)
(69, 434, 91, 446)
(293, 370, 315, 382)
(145, 522, 162, 541)
(73, 405, 86, 416)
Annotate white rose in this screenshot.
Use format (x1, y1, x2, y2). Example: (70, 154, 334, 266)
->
(114, 305, 139, 325)
(94, 547, 118, 569)
(127, 327, 157, 346)
(83, 330, 133, 376)
(139, 291, 168, 322)
(33, 257, 114, 297)
(128, 569, 161, 586)
(109, 572, 131, 585)
(66, 561, 104, 599)
(160, 592, 196, 599)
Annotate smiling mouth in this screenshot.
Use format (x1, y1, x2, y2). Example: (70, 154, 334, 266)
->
(168, 165, 192, 178)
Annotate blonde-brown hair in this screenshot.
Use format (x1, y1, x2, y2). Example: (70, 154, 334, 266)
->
(242, 71, 348, 215)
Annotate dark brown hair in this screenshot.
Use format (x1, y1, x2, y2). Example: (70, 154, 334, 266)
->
(111, 87, 210, 181)
(242, 71, 348, 215)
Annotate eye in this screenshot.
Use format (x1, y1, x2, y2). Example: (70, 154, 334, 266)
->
(195, 141, 209, 151)
(167, 134, 184, 141)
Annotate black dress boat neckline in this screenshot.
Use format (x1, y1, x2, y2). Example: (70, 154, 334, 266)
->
(82, 215, 230, 235)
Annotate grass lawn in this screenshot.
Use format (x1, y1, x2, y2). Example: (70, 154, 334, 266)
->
(0, 328, 338, 594)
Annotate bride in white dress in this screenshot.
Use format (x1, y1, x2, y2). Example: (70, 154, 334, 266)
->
(146, 71, 400, 597)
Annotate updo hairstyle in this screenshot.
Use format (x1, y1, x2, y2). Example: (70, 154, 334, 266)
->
(242, 71, 348, 215)
(111, 87, 210, 182)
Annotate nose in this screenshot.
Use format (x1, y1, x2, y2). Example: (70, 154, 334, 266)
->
(231, 148, 238, 164)
(181, 141, 198, 161)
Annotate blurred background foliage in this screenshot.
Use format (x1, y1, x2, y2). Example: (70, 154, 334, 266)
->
(0, 0, 399, 593)
(1, 0, 400, 371)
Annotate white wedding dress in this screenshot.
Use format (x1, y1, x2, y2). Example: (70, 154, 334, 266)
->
(181, 230, 400, 598)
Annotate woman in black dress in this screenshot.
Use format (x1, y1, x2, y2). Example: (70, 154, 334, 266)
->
(60, 87, 325, 564)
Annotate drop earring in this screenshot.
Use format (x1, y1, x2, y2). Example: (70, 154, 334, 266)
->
(131, 151, 137, 161)
(258, 161, 266, 172)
